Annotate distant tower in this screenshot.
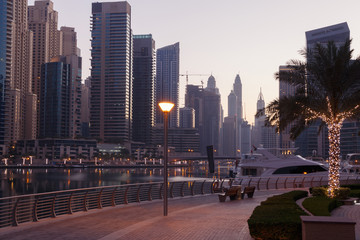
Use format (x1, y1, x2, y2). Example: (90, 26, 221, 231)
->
(228, 90, 236, 117)
(156, 42, 180, 128)
(202, 75, 221, 155)
(255, 88, 265, 127)
(90, 2, 133, 143)
(180, 107, 195, 128)
(233, 74, 242, 120)
(206, 75, 220, 95)
(81, 78, 91, 137)
(253, 89, 265, 147)
(223, 116, 236, 156)
(132, 34, 156, 145)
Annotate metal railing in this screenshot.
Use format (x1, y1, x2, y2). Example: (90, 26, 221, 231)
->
(1, 175, 359, 229)
(237, 174, 360, 191)
(0, 180, 216, 228)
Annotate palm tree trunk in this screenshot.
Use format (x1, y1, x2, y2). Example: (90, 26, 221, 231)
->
(327, 122, 342, 198)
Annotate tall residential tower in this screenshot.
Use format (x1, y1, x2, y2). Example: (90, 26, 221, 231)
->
(156, 42, 180, 128)
(0, 0, 36, 154)
(132, 34, 156, 145)
(90, 1, 133, 143)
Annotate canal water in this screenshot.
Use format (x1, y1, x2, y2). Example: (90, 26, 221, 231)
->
(0, 163, 233, 198)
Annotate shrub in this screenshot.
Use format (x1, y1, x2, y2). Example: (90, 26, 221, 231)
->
(311, 187, 327, 197)
(311, 186, 350, 199)
(334, 187, 350, 199)
(349, 189, 360, 198)
(248, 191, 308, 240)
(302, 196, 342, 216)
(341, 184, 360, 190)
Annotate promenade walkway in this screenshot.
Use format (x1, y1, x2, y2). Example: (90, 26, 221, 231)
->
(332, 202, 360, 240)
(0, 189, 289, 240)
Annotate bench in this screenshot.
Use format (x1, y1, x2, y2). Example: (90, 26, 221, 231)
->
(241, 186, 255, 199)
(218, 186, 242, 202)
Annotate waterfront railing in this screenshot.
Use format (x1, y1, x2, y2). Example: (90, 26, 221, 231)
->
(0, 175, 359, 228)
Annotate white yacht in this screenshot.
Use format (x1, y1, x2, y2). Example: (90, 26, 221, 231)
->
(235, 148, 328, 177)
(342, 153, 360, 173)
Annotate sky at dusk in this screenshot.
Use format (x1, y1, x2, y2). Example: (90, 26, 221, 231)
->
(28, 0, 360, 125)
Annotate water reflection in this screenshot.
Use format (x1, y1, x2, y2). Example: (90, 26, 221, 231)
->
(0, 163, 233, 198)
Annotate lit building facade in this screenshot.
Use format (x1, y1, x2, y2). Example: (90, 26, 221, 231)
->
(132, 34, 156, 145)
(90, 2, 133, 143)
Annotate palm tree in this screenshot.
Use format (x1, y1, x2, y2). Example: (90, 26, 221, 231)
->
(261, 40, 360, 198)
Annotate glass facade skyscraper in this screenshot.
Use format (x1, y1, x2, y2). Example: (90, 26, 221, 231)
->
(156, 42, 180, 128)
(132, 34, 155, 145)
(90, 2, 133, 143)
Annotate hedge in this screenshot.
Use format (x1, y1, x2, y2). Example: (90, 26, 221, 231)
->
(302, 196, 342, 216)
(247, 190, 308, 240)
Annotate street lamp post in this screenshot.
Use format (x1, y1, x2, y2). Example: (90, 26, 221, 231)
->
(159, 102, 174, 216)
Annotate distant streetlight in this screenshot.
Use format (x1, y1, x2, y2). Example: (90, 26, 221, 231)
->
(159, 101, 174, 216)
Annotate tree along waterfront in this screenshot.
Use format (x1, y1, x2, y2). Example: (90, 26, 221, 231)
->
(0, 163, 233, 198)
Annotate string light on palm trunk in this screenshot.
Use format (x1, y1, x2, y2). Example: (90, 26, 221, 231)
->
(327, 121, 342, 198)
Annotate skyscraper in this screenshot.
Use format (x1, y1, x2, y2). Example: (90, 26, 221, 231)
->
(81, 78, 91, 137)
(306, 22, 350, 50)
(90, 1, 133, 143)
(223, 116, 236, 156)
(202, 75, 221, 155)
(180, 107, 195, 128)
(132, 34, 155, 145)
(28, 0, 62, 133)
(61, 26, 78, 56)
(295, 22, 350, 158)
(253, 89, 265, 147)
(0, 0, 36, 154)
(156, 42, 180, 128)
(228, 90, 236, 117)
(233, 74, 242, 120)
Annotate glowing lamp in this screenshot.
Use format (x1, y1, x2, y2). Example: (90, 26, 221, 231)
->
(159, 102, 174, 112)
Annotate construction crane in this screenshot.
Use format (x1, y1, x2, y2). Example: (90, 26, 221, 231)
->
(179, 72, 209, 87)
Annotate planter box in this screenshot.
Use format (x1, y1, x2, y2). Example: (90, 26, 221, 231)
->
(301, 216, 356, 240)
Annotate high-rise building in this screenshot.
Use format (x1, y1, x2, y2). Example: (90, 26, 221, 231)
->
(81, 78, 91, 137)
(223, 116, 237, 156)
(185, 84, 203, 129)
(28, 0, 62, 133)
(61, 26, 78, 56)
(40, 55, 82, 138)
(132, 34, 156, 145)
(253, 89, 265, 147)
(233, 74, 242, 120)
(202, 76, 221, 155)
(90, 1, 133, 143)
(180, 107, 195, 128)
(228, 90, 236, 117)
(240, 120, 251, 155)
(306, 22, 350, 50)
(156, 42, 180, 128)
(0, 0, 36, 154)
(294, 23, 351, 158)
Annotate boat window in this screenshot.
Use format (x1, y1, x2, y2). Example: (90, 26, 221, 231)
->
(242, 168, 257, 176)
(273, 165, 327, 175)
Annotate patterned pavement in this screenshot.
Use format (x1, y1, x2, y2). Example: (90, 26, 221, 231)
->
(331, 202, 360, 240)
(0, 189, 289, 240)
